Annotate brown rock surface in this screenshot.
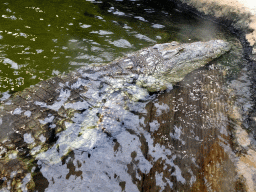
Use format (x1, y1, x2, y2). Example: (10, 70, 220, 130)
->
(131, 64, 239, 191)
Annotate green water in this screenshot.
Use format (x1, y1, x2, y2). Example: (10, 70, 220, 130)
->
(0, 0, 231, 94)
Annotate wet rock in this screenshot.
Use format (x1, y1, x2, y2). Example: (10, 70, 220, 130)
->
(136, 65, 237, 191)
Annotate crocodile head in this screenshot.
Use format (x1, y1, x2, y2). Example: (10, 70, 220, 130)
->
(135, 40, 231, 92)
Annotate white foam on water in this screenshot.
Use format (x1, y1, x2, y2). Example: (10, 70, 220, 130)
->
(110, 39, 132, 48)
(80, 24, 91, 28)
(152, 24, 165, 28)
(170, 126, 185, 145)
(39, 135, 46, 143)
(113, 10, 125, 16)
(24, 111, 31, 117)
(149, 120, 160, 132)
(24, 133, 35, 144)
(35, 89, 71, 111)
(12, 107, 22, 115)
(39, 115, 55, 125)
(3, 58, 19, 69)
(20, 173, 31, 192)
(134, 34, 156, 43)
(134, 16, 148, 22)
(0, 92, 10, 101)
(154, 102, 170, 116)
(155, 172, 167, 191)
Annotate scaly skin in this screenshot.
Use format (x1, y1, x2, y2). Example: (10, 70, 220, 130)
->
(0, 40, 230, 191)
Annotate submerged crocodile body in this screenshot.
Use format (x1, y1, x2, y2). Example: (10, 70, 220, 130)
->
(0, 40, 231, 191)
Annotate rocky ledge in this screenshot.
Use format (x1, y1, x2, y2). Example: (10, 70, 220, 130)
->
(0, 40, 232, 191)
(168, 0, 256, 191)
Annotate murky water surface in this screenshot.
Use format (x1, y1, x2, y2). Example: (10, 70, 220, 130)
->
(0, 0, 252, 192)
(0, 0, 236, 94)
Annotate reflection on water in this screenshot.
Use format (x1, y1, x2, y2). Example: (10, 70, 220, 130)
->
(0, 0, 253, 192)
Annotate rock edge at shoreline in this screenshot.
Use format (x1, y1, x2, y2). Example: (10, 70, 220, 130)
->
(167, 0, 256, 191)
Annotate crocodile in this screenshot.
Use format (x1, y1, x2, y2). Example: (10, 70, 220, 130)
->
(0, 40, 231, 191)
